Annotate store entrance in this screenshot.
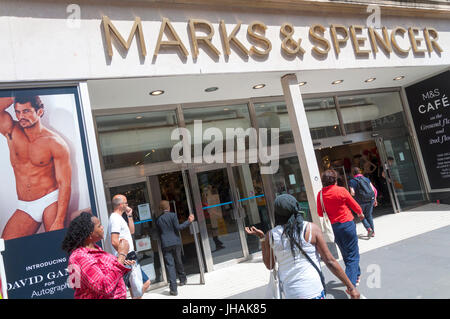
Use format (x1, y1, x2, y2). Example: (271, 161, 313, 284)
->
(106, 161, 273, 287)
(316, 140, 393, 217)
(315, 137, 426, 217)
(106, 170, 205, 291)
(194, 163, 272, 267)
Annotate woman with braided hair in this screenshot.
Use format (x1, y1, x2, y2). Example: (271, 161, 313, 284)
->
(62, 212, 134, 299)
(245, 194, 359, 299)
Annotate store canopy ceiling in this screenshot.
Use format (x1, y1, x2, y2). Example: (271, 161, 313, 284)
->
(87, 65, 448, 110)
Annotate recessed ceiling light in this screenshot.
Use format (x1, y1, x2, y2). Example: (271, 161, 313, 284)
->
(150, 90, 164, 96)
(136, 116, 143, 119)
(332, 80, 344, 85)
(393, 76, 405, 81)
(299, 81, 307, 86)
(205, 87, 219, 92)
(365, 77, 376, 83)
(224, 108, 230, 111)
(253, 84, 266, 89)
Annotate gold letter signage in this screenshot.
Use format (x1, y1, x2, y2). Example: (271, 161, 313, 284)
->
(102, 16, 147, 57)
(102, 16, 443, 61)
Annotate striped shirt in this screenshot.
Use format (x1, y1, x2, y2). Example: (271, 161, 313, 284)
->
(68, 245, 130, 299)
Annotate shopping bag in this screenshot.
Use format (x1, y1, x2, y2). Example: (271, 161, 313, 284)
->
(129, 263, 143, 298)
(265, 230, 283, 299)
(321, 214, 335, 242)
(265, 270, 282, 299)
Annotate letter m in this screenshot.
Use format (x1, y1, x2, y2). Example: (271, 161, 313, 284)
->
(102, 16, 147, 57)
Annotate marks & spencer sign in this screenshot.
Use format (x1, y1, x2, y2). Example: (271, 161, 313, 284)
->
(101, 16, 443, 60)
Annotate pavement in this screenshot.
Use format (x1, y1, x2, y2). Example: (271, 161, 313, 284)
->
(139, 203, 450, 299)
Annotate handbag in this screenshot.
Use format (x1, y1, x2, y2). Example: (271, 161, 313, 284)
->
(129, 263, 143, 298)
(320, 191, 335, 242)
(265, 231, 283, 299)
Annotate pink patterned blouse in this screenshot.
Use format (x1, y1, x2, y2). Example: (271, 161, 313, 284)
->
(68, 245, 130, 299)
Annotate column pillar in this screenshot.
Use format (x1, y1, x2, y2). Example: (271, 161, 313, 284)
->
(280, 74, 335, 246)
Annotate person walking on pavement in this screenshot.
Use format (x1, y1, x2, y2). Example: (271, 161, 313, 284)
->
(106, 194, 151, 298)
(156, 200, 195, 296)
(349, 167, 378, 238)
(245, 194, 360, 299)
(62, 212, 134, 299)
(317, 169, 365, 287)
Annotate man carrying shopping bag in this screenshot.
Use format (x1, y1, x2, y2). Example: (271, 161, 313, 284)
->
(106, 194, 151, 298)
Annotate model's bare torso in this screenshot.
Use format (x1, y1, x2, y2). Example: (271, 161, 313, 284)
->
(8, 122, 59, 201)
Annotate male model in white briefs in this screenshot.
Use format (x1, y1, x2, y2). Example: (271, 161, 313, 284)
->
(0, 94, 71, 240)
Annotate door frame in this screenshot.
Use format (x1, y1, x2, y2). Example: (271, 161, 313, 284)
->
(190, 163, 252, 271)
(375, 135, 429, 211)
(375, 137, 402, 213)
(105, 177, 168, 291)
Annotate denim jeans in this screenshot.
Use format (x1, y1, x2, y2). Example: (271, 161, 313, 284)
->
(332, 221, 361, 286)
(360, 201, 375, 231)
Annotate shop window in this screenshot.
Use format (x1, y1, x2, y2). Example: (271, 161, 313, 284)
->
(337, 92, 407, 135)
(183, 104, 252, 159)
(254, 101, 294, 145)
(96, 110, 179, 170)
(303, 97, 341, 139)
(270, 156, 312, 222)
(255, 99, 341, 143)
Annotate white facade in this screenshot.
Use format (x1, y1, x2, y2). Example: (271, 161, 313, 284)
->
(0, 0, 448, 83)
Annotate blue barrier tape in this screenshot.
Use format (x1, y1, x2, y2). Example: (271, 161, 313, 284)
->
(202, 194, 265, 209)
(134, 219, 152, 225)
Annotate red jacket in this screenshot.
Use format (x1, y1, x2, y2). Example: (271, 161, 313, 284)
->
(317, 185, 362, 224)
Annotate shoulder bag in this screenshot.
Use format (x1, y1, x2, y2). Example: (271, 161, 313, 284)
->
(265, 231, 283, 299)
(320, 190, 335, 242)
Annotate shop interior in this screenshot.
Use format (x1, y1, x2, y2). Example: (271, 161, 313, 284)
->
(315, 140, 395, 219)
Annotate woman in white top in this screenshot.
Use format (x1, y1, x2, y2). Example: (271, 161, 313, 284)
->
(245, 194, 360, 299)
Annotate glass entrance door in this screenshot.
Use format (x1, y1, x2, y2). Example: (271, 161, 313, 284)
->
(376, 136, 426, 211)
(231, 164, 272, 255)
(148, 171, 203, 276)
(107, 170, 206, 291)
(196, 168, 245, 265)
(108, 181, 164, 286)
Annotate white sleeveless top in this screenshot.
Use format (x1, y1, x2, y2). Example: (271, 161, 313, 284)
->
(271, 222, 324, 299)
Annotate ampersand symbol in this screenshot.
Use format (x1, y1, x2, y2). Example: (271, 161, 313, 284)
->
(280, 23, 305, 55)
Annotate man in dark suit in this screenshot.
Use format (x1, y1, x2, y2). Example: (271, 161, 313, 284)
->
(156, 200, 194, 296)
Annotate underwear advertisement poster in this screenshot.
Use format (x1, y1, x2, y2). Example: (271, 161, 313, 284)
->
(0, 87, 97, 299)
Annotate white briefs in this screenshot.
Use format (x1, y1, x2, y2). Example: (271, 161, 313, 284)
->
(17, 189, 59, 223)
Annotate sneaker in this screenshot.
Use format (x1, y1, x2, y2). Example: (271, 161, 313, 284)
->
(170, 290, 178, 296)
(367, 229, 374, 238)
(371, 231, 375, 238)
(179, 280, 187, 286)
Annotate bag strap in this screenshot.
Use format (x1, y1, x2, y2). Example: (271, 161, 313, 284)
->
(320, 190, 328, 216)
(292, 232, 327, 295)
